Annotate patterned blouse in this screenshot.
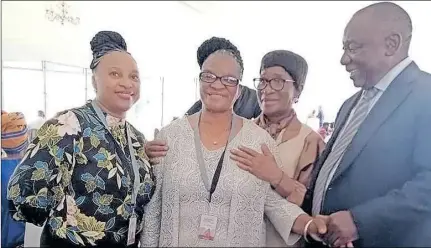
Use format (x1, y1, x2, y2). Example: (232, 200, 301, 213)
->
(7, 102, 155, 247)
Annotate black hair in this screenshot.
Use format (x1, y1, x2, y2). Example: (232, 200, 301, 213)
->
(90, 31, 128, 70)
(197, 36, 244, 78)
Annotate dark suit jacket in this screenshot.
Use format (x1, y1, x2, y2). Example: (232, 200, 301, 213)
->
(186, 85, 261, 119)
(308, 62, 431, 247)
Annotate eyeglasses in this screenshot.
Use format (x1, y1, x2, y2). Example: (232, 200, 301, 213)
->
(199, 72, 240, 87)
(253, 77, 295, 91)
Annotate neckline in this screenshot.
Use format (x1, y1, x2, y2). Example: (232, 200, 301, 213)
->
(186, 114, 245, 152)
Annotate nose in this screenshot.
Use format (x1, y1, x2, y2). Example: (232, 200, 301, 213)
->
(340, 50, 351, 66)
(119, 78, 133, 89)
(210, 78, 225, 89)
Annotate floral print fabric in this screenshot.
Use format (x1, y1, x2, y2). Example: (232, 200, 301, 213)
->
(7, 102, 155, 246)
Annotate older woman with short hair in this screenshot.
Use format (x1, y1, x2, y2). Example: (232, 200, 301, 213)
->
(230, 50, 326, 247)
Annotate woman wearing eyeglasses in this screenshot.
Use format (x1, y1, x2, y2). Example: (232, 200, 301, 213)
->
(230, 50, 326, 247)
(140, 38, 327, 247)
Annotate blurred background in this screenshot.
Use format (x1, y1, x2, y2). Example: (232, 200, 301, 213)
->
(2, 1, 431, 139)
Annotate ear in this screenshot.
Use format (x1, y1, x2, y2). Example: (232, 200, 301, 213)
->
(385, 33, 402, 56)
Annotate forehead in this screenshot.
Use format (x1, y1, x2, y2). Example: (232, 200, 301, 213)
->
(343, 14, 379, 43)
(202, 52, 240, 76)
(261, 66, 293, 80)
(98, 51, 137, 71)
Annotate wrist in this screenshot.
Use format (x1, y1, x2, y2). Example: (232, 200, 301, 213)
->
(270, 169, 284, 187)
(303, 218, 314, 243)
(292, 213, 312, 235)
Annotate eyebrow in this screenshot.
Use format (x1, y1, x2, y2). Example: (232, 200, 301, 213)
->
(202, 69, 238, 78)
(110, 67, 139, 74)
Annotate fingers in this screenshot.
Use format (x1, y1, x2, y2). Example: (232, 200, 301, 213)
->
(312, 218, 327, 235)
(334, 238, 351, 248)
(236, 161, 252, 172)
(230, 149, 254, 161)
(238, 146, 260, 157)
(260, 144, 272, 156)
(145, 140, 168, 159)
(149, 158, 160, 165)
(146, 140, 168, 148)
(316, 215, 330, 225)
(148, 151, 167, 158)
(230, 154, 253, 168)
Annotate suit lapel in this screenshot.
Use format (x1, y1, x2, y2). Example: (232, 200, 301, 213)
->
(331, 62, 421, 182)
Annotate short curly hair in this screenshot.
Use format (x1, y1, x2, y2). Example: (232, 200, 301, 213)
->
(197, 36, 244, 79)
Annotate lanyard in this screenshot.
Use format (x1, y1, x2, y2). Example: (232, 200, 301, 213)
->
(91, 100, 140, 209)
(193, 112, 236, 202)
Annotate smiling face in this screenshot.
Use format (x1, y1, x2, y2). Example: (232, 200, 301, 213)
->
(200, 51, 241, 113)
(93, 51, 140, 115)
(257, 66, 297, 117)
(340, 13, 392, 89)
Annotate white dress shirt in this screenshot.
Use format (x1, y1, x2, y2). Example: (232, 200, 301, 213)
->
(324, 57, 412, 189)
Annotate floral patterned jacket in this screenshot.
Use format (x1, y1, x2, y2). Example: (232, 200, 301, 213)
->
(7, 102, 155, 246)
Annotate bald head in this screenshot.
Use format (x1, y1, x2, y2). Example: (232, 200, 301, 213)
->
(353, 2, 412, 51)
(340, 2, 413, 89)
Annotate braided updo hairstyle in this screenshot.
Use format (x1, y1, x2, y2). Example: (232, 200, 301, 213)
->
(197, 37, 244, 79)
(90, 31, 129, 70)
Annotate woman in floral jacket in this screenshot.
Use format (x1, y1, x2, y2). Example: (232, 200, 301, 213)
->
(7, 31, 154, 248)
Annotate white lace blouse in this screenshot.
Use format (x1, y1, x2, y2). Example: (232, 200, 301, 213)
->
(140, 116, 304, 247)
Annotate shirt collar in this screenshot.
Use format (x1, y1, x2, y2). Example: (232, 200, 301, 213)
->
(374, 57, 412, 92)
(106, 114, 126, 127)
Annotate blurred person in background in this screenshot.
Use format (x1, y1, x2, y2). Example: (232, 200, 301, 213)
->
(305, 109, 319, 131)
(1, 110, 29, 248)
(317, 122, 330, 141)
(316, 106, 325, 128)
(7, 31, 155, 247)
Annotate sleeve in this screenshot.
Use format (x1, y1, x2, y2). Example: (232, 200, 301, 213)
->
(140, 129, 167, 247)
(263, 137, 305, 245)
(350, 105, 431, 240)
(7, 110, 81, 226)
(295, 132, 325, 187)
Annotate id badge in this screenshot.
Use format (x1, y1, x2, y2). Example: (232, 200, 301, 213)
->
(198, 214, 217, 241)
(127, 212, 137, 246)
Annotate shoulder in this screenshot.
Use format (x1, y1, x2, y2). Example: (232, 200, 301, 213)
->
(37, 103, 99, 138)
(37, 109, 81, 138)
(303, 126, 324, 144)
(127, 123, 147, 143)
(242, 118, 277, 146)
(157, 116, 190, 140)
(412, 70, 431, 102)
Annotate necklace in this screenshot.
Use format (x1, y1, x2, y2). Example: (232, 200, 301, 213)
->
(199, 117, 231, 146)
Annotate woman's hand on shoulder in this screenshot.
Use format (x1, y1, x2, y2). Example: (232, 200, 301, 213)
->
(145, 140, 168, 164)
(230, 143, 282, 185)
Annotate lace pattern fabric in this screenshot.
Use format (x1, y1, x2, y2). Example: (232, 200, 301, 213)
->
(141, 117, 304, 247)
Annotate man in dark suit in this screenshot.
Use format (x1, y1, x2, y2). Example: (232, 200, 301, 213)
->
(186, 84, 261, 119)
(308, 2, 431, 247)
